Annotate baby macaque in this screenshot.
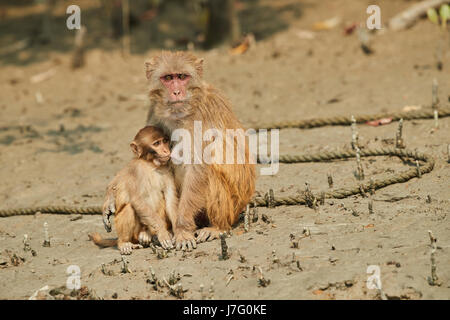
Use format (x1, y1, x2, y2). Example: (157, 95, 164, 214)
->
(89, 126, 178, 254)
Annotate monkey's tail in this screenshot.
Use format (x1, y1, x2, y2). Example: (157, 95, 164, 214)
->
(88, 232, 117, 248)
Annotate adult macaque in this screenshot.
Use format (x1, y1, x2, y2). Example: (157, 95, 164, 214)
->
(91, 126, 178, 254)
(104, 51, 256, 251)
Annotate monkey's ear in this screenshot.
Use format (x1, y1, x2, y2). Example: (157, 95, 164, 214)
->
(195, 58, 204, 77)
(130, 141, 142, 158)
(145, 57, 159, 80)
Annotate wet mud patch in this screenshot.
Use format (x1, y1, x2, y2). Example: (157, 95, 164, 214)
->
(40, 125, 105, 154)
(0, 125, 40, 145)
(0, 124, 105, 154)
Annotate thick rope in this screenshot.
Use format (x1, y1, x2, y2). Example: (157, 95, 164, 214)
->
(0, 147, 434, 217)
(0, 107, 446, 217)
(253, 106, 450, 130)
(0, 206, 102, 217)
(252, 147, 434, 207)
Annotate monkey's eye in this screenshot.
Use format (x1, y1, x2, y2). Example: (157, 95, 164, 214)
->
(163, 138, 169, 143)
(153, 141, 161, 147)
(163, 74, 173, 81)
(178, 74, 188, 80)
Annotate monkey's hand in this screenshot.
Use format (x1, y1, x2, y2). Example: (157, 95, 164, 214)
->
(173, 230, 197, 251)
(102, 194, 116, 233)
(157, 230, 174, 250)
(195, 227, 223, 243)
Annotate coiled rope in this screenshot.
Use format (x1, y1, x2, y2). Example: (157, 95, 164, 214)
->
(0, 107, 446, 217)
(252, 147, 434, 207)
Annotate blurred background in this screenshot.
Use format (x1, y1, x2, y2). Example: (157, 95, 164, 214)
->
(0, 0, 304, 64)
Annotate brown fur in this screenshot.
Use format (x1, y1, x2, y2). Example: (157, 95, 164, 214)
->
(91, 126, 178, 254)
(145, 51, 256, 248)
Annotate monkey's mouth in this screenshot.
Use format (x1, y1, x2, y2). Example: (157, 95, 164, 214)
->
(168, 100, 187, 107)
(159, 155, 171, 163)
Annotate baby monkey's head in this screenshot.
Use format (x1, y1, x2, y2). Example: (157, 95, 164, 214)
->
(130, 126, 170, 166)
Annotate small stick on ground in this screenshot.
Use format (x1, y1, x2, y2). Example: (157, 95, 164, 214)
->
(149, 266, 156, 282)
(101, 263, 114, 276)
(302, 227, 311, 238)
(244, 204, 250, 232)
(378, 286, 388, 300)
(23, 234, 31, 252)
(427, 230, 441, 286)
(356, 147, 365, 180)
(447, 144, 450, 164)
(209, 281, 215, 300)
(368, 198, 374, 214)
(163, 278, 185, 299)
(261, 213, 272, 224)
(69, 215, 83, 221)
(219, 233, 229, 260)
(290, 233, 299, 248)
(226, 274, 234, 286)
(416, 160, 422, 178)
(395, 118, 405, 148)
(271, 250, 280, 264)
(251, 206, 259, 223)
(257, 266, 271, 287)
(291, 253, 303, 271)
(120, 255, 132, 273)
(431, 79, 439, 129)
(369, 177, 375, 195)
(432, 79, 439, 109)
(351, 115, 359, 150)
(357, 27, 374, 55)
(304, 182, 317, 210)
(327, 173, 333, 188)
(319, 192, 325, 205)
(359, 184, 368, 198)
(23, 234, 36, 256)
(199, 284, 205, 300)
(43, 222, 50, 247)
(433, 110, 439, 130)
(168, 270, 181, 285)
(238, 250, 247, 263)
(265, 189, 275, 208)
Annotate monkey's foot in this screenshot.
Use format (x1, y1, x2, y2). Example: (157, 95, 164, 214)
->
(138, 230, 152, 247)
(157, 230, 174, 250)
(118, 242, 143, 255)
(195, 227, 224, 243)
(173, 230, 197, 251)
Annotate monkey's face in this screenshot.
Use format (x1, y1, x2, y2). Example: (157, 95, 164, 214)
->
(131, 126, 171, 166)
(145, 51, 204, 107)
(148, 136, 171, 165)
(159, 73, 191, 105)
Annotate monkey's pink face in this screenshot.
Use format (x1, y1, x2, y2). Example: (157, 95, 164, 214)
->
(160, 73, 191, 104)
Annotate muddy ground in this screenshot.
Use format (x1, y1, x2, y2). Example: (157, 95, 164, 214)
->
(0, 0, 449, 300)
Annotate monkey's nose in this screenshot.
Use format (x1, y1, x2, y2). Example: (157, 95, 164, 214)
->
(173, 90, 181, 96)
